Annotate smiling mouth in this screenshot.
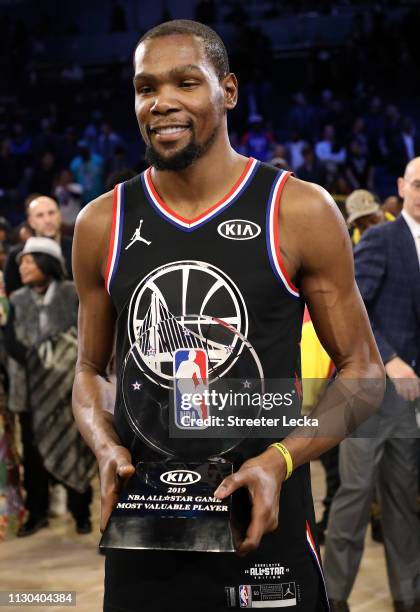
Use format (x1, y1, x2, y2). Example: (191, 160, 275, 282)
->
(151, 125, 190, 135)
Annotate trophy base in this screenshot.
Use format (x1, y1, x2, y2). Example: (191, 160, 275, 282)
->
(99, 461, 236, 553)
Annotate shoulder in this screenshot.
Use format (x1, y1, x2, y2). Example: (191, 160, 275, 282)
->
(74, 190, 114, 243)
(279, 176, 353, 275)
(357, 218, 396, 250)
(73, 190, 114, 279)
(58, 280, 78, 296)
(281, 175, 342, 228)
(9, 286, 30, 305)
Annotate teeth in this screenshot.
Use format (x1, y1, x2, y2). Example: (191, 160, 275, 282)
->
(154, 126, 188, 135)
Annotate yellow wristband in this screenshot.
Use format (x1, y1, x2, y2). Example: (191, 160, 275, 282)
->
(269, 442, 293, 480)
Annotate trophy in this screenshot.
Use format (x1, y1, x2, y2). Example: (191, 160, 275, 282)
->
(100, 306, 264, 553)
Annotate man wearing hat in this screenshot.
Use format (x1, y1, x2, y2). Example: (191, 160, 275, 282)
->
(346, 189, 382, 242)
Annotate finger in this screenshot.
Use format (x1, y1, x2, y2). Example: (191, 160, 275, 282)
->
(399, 380, 417, 402)
(117, 463, 135, 479)
(100, 489, 119, 533)
(236, 504, 269, 556)
(406, 381, 417, 402)
(394, 380, 410, 401)
(214, 471, 247, 499)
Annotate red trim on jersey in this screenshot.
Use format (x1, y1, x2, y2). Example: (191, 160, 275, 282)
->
(306, 521, 320, 562)
(145, 158, 254, 224)
(104, 185, 119, 290)
(272, 172, 299, 294)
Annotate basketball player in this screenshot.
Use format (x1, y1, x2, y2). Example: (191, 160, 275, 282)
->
(72, 20, 384, 611)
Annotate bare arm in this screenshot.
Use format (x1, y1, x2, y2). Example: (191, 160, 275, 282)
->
(280, 179, 385, 466)
(215, 177, 385, 554)
(72, 192, 135, 532)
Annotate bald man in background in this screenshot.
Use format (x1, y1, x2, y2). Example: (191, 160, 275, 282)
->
(324, 158, 420, 612)
(4, 196, 73, 294)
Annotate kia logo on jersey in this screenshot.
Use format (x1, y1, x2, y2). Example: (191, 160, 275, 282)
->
(217, 219, 261, 241)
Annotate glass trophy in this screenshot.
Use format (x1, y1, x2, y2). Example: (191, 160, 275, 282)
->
(100, 313, 263, 552)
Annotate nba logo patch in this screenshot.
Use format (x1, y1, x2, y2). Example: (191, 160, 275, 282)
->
(239, 585, 252, 608)
(174, 348, 208, 429)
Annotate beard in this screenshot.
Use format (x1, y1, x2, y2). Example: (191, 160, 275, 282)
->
(145, 125, 219, 171)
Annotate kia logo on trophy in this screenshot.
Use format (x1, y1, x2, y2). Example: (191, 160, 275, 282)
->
(217, 220, 261, 241)
(160, 470, 201, 485)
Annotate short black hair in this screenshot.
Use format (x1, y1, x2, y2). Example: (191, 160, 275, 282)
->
(135, 19, 229, 81)
(32, 253, 66, 281)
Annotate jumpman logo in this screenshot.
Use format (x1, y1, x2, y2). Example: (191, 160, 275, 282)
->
(125, 219, 151, 250)
(283, 583, 295, 598)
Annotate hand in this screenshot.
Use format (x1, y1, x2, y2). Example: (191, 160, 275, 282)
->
(214, 447, 286, 556)
(98, 445, 135, 532)
(385, 356, 420, 402)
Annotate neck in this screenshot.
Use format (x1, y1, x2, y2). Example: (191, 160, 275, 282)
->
(150, 130, 248, 215)
(37, 232, 61, 243)
(403, 207, 420, 225)
(31, 282, 49, 294)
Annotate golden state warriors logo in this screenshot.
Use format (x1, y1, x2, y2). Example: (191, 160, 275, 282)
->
(126, 260, 262, 389)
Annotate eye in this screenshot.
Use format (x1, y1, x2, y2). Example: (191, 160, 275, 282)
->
(180, 80, 198, 88)
(137, 85, 152, 95)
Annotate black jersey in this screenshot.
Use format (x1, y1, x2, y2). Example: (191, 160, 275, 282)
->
(104, 159, 329, 611)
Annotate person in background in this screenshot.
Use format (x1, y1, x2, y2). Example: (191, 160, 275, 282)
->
(70, 140, 104, 204)
(240, 114, 275, 162)
(4, 196, 72, 295)
(286, 130, 306, 172)
(53, 169, 83, 233)
(325, 158, 420, 612)
(28, 151, 57, 196)
(345, 189, 392, 246)
(4, 237, 95, 537)
(344, 139, 375, 192)
(97, 122, 124, 168)
(382, 195, 403, 218)
(296, 143, 326, 186)
(269, 156, 289, 171)
(0, 217, 11, 254)
(0, 269, 25, 540)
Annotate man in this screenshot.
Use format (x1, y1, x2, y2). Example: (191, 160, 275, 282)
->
(72, 20, 384, 612)
(345, 189, 393, 246)
(70, 140, 104, 204)
(4, 196, 73, 294)
(324, 158, 420, 612)
(296, 143, 326, 186)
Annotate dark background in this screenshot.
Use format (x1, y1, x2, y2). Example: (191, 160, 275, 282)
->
(1, 0, 419, 225)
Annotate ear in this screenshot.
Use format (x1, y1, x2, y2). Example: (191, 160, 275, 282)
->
(222, 73, 238, 111)
(397, 177, 405, 200)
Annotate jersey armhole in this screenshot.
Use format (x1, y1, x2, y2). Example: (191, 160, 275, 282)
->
(105, 183, 124, 294)
(265, 170, 300, 298)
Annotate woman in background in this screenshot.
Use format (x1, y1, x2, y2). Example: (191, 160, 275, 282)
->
(5, 237, 95, 537)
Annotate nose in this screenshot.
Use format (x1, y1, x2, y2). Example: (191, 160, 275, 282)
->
(150, 86, 182, 115)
